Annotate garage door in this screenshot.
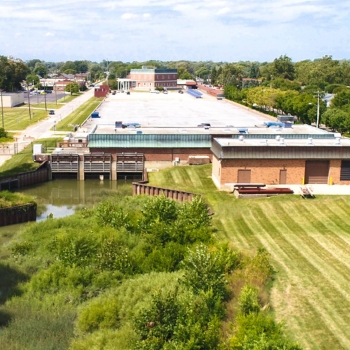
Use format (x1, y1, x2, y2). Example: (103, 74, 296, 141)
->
(305, 161, 329, 184)
(237, 170, 251, 183)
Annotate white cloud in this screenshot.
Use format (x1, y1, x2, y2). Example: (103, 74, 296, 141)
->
(0, 0, 349, 62)
(216, 7, 231, 15)
(121, 13, 139, 20)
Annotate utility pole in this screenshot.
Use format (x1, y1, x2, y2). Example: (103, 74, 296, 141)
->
(106, 59, 109, 86)
(316, 90, 320, 128)
(27, 84, 32, 119)
(0, 89, 4, 128)
(44, 82, 47, 111)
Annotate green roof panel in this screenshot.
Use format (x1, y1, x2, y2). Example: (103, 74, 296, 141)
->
(88, 134, 211, 148)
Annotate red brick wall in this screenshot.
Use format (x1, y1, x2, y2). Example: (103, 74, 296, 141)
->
(197, 83, 224, 97)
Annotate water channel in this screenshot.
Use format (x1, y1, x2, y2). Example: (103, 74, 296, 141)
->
(15, 179, 134, 221)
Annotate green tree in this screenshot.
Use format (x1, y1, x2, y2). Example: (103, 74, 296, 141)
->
(60, 61, 77, 74)
(33, 63, 48, 77)
(330, 89, 350, 109)
(65, 82, 80, 95)
(26, 74, 40, 86)
(322, 108, 350, 133)
(0, 56, 29, 91)
(272, 55, 295, 80)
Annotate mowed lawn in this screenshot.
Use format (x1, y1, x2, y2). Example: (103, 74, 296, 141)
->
(148, 164, 350, 350)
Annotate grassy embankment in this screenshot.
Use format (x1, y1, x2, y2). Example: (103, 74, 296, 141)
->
(55, 97, 104, 132)
(0, 138, 63, 177)
(147, 164, 350, 350)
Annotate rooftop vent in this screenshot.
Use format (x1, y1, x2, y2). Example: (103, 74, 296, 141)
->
(334, 137, 341, 145)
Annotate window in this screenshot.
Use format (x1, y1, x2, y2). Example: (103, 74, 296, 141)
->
(340, 160, 350, 180)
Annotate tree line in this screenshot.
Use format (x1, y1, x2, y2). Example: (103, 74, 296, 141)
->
(2, 54, 350, 134)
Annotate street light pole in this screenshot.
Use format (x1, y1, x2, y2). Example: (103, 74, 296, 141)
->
(27, 84, 32, 120)
(44, 82, 47, 111)
(106, 59, 109, 86)
(0, 89, 4, 128)
(316, 90, 320, 128)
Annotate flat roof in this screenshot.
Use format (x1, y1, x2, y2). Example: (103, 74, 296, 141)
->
(91, 124, 338, 137)
(214, 136, 350, 147)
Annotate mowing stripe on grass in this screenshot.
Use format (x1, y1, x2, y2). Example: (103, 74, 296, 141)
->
(254, 204, 350, 349)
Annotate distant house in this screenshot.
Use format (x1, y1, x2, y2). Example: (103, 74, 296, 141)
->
(54, 79, 73, 92)
(56, 73, 75, 80)
(177, 79, 197, 89)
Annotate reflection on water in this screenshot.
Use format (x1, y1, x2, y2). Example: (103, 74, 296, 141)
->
(13, 178, 134, 221)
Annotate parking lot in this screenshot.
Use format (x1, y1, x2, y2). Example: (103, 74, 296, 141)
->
(23, 91, 67, 104)
(89, 90, 274, 129)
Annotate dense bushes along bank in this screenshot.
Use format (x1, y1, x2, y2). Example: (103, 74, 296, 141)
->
(0, 194, 300, 349)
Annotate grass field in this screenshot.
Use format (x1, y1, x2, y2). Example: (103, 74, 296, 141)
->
(148, 164, 350, 350)
(55, 97, 104, 132)
(1, 108, 48, 131)
(1, 94, 82, 132)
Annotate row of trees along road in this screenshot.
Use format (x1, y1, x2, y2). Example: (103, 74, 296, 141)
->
(220, 55, 350, 134)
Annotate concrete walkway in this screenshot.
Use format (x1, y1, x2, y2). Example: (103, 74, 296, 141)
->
(269, 184, 350, 195)
(0, 88, 95, 167)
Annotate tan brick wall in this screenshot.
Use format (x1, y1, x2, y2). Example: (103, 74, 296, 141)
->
(329, 159, 350, 185)
(212, 155, 221, 186)
(220, 159, 306, 185)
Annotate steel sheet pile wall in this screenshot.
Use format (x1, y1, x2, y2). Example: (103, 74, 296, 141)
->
(0, 203, 37, 226)
(132, 183, 193, 202)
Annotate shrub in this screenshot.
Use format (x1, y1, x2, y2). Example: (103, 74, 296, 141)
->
(77, 298, 120, 333)
(95, 201, 131, 230)
(11, 241, 33, 258)
(134, 288, 180, 348)
(49, 234, 97, 267)
(229, 312, 302, 350)
(237, 285, 260, 315)
(181, 244, 236, 300)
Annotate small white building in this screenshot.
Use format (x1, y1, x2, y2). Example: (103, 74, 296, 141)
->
(0, 92, 24, 107)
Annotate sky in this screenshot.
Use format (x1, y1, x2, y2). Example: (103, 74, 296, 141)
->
(1, 0, 349, 63)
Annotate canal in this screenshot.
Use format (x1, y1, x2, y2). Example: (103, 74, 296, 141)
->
(15, 179, 134, 221)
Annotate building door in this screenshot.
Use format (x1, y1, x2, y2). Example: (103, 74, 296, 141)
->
(237, 170, 251, 183)
(279, 170, 287, 184)
(305, 160, 329, 184)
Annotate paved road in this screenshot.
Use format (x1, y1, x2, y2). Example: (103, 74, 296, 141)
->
(0, 88, 95, 166)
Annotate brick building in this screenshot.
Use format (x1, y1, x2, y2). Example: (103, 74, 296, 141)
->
(128, 66, 178, 91)
(94, 85, 109, 98)
(211, 127, 350, 189)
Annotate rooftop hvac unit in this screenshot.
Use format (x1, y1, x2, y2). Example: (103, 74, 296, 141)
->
(307, 137, 313, 145)
(238, 135, 244, 141)
(334, 137, 341, 145)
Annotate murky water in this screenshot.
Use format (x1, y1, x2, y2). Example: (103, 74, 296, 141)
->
(13, 178, 134, 222)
